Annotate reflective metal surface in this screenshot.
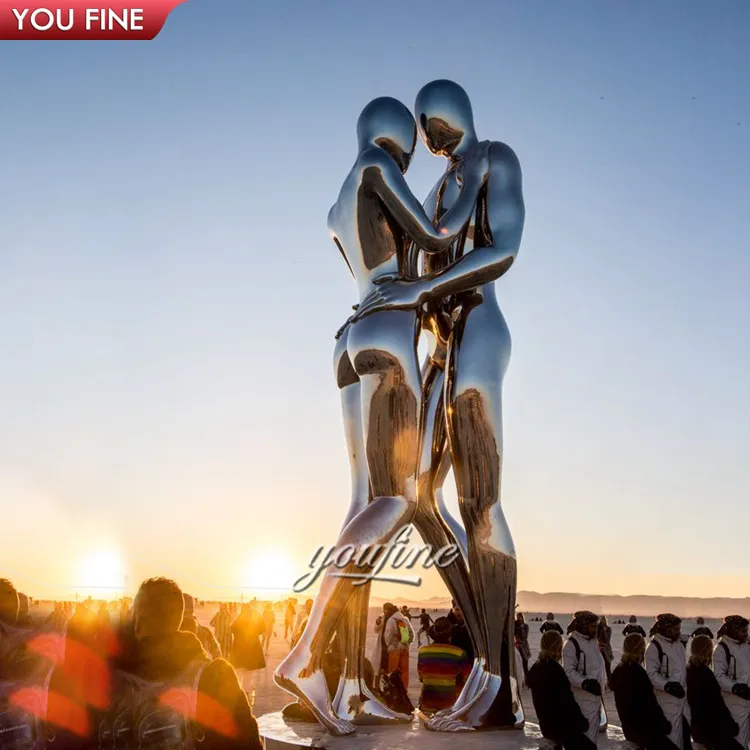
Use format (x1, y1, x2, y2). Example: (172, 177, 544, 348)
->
(275, 83, 525, 734)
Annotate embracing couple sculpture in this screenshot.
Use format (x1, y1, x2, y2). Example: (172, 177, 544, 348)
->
(275, 79, 525, 735)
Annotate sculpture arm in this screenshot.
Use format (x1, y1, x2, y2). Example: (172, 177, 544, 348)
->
(365, 147, 484, 253)
(421, 141, 524, 301)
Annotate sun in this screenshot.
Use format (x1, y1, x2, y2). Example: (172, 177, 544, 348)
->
(244, 551, 296, 593)
(77, 549, 125, 595)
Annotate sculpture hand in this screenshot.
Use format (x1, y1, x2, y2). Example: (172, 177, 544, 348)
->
(351, 277, 428, 321)
(334, 304, 359, 340)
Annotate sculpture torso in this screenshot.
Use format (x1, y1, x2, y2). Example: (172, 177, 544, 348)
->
(328, 156, 411, 302)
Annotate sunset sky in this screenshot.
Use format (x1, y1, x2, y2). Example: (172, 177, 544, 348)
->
(1, 0, 748, 601)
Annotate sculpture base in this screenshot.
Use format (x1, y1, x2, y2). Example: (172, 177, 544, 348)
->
(258, 711, 628, 749)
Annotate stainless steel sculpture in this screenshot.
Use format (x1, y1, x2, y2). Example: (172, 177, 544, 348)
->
(275, 82, 525, 735)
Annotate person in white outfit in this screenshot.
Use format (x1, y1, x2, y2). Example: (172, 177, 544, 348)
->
(646, 613, 689, 750)
(714, 615, 750, 749)
(564, 611, 607, 744)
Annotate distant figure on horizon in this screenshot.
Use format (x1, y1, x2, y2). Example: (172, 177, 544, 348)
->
(45, 601, 67, 632)
(564, 611, 606, 746)
(417, 617, 471, 715)
(714, 615, 750, 748)
(528, 630, 595, 750)
(623, 615, 647, 638)
(610, 633, 673, 750)
(417, 608, 433, 647)
(687, 634, 742, 750)
(691, 617, 714, 639)
(646, 614, 689, 750)
(541, 612, 564, 635)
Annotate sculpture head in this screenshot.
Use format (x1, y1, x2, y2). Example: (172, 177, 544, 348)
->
(357, 96, 417, 173)
(415, 79, 477, 160)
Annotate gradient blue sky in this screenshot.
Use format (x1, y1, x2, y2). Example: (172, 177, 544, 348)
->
(1, 0, 748, 600)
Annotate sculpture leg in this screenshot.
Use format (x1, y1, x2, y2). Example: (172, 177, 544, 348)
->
(275, 311, 421, 735)
(331, 332, 412, 725)
(441, 303, 523, 729)
(412, 358, 494, 723)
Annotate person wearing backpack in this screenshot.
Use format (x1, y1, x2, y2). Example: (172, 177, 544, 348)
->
(563, 611, 606, 745)
(687, 634, 742, 750)
(610, 633, 673, 750)
(528, 630, 595, 750)
(383, 604, 414, 689)
(714, 616, 750, 748)
(110, 577, 261, 750)
(646, 614, 690, 750)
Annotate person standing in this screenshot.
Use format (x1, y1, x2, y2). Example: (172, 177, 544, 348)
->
(714, 616, 750, 748)
(384, 605, 414, 689)
(417, 617, 471, 715)
(284, 599, 297, 641)
(610, 633, 673, 750)
(230, 603, 266, 701)
(687, 634, 742, 750)
(541, 613, 564, 635)
(211, 602, 233, 658)
(564, 611, 606, 745)
(417, 608, 433, 647)
(598, 615, 614, 685)
(692, 617, 714, 639)
(623, 616, 648, 638)
(262, 603, 275, 655)
(529, 630, 595, 750)
(515, 612, 532, 681)
(646, 614, 690, 750)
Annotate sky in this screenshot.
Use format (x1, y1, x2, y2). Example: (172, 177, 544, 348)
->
(1, 0, 748, 601)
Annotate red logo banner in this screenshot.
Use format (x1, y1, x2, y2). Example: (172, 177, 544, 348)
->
(0, 0, 187, 39)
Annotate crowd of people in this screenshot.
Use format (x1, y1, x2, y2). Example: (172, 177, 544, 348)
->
(526, 610, 750, 750)
(0, 577, 266, 749)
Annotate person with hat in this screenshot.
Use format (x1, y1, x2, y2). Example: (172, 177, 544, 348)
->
(528, 630, 595, 749)
(610, 633, 673, 749)
(416, 616, 471, 715)
(714, 615, 750, 748)
(563, 611, 606, 744)
(646, 614, 690, 750)
(687, 634, 742, 750)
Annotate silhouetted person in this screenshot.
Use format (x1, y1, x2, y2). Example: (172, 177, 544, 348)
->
(541, 612, 564, 635)
(449, 602, 474, 662)
(623, 615, 647, 638)
(182, 593, 221, 659)
(611, 633, 673, 749)
(417, 608, 433, 646)
(211, 602, 233, 657)
(515, 612, 531, 681)
(528, 631, 594, 750)
(692, 617, 714, 639)
(125, 577, 261, 749)
(230, 603, 266, 698)
(284, 599, 296, 641)
(597, 615, 614, 684)
(687, 634, 742, 750)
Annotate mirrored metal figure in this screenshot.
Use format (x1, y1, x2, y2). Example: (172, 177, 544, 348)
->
(274, 82, 525, 735)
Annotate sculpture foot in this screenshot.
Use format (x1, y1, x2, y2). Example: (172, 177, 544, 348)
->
(274, 656, 356, 736)
(333, 678, 412, 724)
(431, 659, 489, 720)
(429, 673, 524, 730)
